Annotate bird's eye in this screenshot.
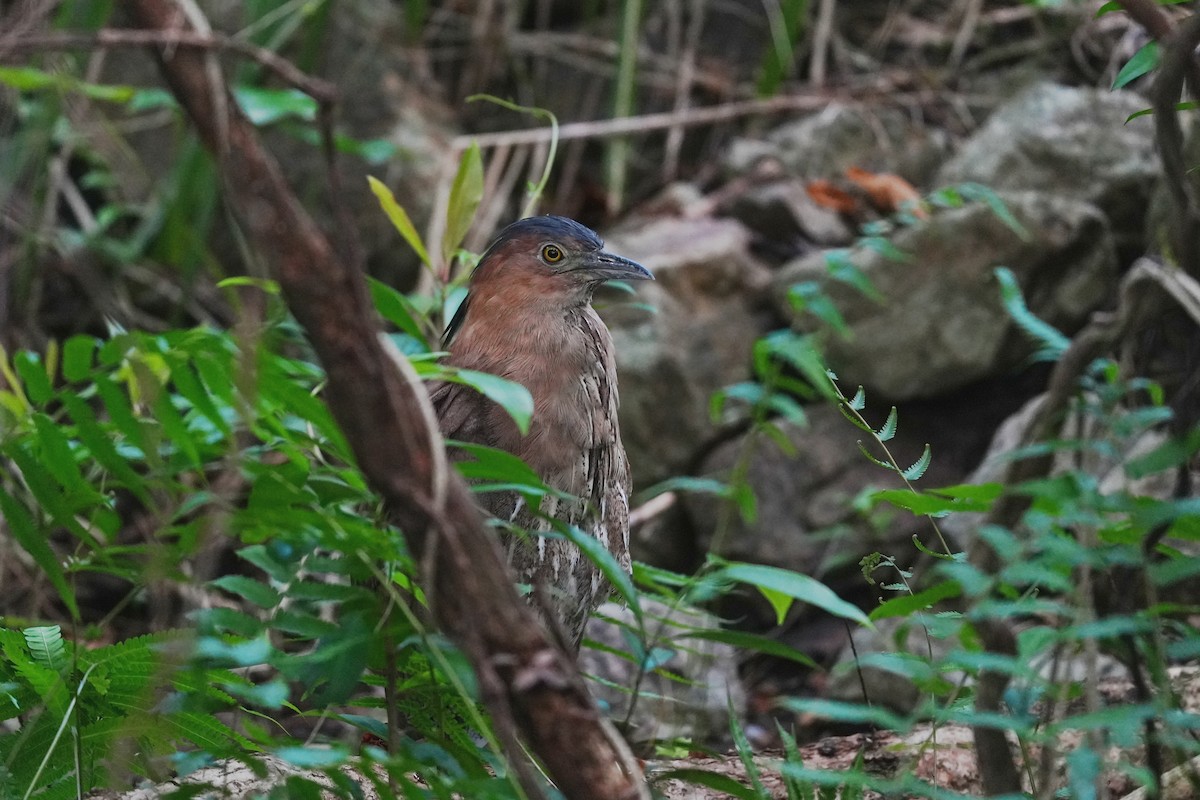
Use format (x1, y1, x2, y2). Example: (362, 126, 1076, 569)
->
(541, 243, 564, 263)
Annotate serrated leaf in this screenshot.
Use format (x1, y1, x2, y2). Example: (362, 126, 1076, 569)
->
(0, 489, 77, 619)
(901, 444, 932, 481)
(367, 176, 429, 266)
(848, 385, 866, 410)
(443, 142, 484, 264)
(995, 267, 1070, 361)
(856, 440, 894, 470)
(877, 406, 898, 442)
(23, 626, 67, 672)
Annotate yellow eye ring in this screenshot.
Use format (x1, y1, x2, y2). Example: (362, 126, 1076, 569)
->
(541, 243, 564, 263)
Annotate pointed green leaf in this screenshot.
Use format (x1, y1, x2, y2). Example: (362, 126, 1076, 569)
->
(901, 444, 932, 481)
(848, 385, 866, 411)
(62, 336, 97, 382)
(443, 142, 484, 264)
(856, 440, 894, 470)
(651, 769, 757, 800)
(561, 523, 641, 625)
(1113, 41, 1159, 90)
(869, 580, 961, 621)
(449, 368, 534, 435)
(718, 562, 871, 627)
(877, 406, 898, 442)
(367, 176, 430, 266)
(13, 352, 53, 406)
(0, 489, 77, 619)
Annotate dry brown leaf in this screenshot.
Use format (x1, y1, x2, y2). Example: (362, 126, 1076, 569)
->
(845, 166, 928, 219)
(806, 179, 861, 215)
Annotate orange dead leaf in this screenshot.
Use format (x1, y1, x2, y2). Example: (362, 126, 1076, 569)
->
(845, 166, 928, 219)
(806, 179, 861, 215)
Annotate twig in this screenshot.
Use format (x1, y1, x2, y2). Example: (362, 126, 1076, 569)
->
(810, 0, 836, 87)
(1, 29, 338, 104)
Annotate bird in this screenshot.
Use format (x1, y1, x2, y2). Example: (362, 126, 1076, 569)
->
(429, 215, 652, 650)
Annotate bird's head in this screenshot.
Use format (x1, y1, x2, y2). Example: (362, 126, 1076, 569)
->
(470, 215, 652, 297)
(444, 216, 652, 346)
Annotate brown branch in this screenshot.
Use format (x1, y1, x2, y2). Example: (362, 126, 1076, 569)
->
(1150, 11, 1200, 282)
(0, 29, 338, 104)
(122, 1, 646, 798)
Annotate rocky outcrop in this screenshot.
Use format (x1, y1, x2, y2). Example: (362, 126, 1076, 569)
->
(937, 82, 1158, 253)
(773, 191, 1118, 401)
(604, 216, 778, 486)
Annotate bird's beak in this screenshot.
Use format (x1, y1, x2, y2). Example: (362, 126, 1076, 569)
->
(581, 250, 654, 282)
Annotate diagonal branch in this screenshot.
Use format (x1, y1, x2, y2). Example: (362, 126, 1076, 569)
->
(123, 1, 646, 798)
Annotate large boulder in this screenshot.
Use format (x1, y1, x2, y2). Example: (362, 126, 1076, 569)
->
(773, 191, 1118, 401)
(937, 82, 1158, 252)
(681, 404, 959, 584)
(603, 216, 778, 486)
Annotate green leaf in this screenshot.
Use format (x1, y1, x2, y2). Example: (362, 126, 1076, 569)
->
(59, 394, 148, 502)
(1113, 41, 1159, 90)
(1126, 427, 1200, 478)
(14, 351, 53, 405)
(61, 336, 97, 382)
(561, 523, 642, 625)
(717, 562, 872, 627)
(442, 142, 484, 264)
(651, 769, 757, 800)
(0, 66, 136, 102)
(900, 444, 932, 481)
(233, 86, 317, 125)
(684, 628, 816, 667)
(447, 368, 534, 435)
(367, 176, 430, 266)
(0, 489, 77, 619)
(877, 406, 897, 442)
(848, 385, 866, 411)
(275, 745, 350, 769)
(759, 331, 836, 400)
(211, 575, 280, 609)
(1127, 100, 1200, 122)
(869, 580, 961, 621)
(32, 413, 94, 499)
(215, 276, 280, 294)
(995, 267, 1070, 361)
(367, 277, 429, 344)
(23, 626, 67, 672)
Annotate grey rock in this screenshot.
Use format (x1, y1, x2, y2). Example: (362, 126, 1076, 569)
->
(684, 405, 946, 580)
(581, 600, 745, 744)
(937, 82, 1158, 251)
(727, 179, 855, 248)
(773, 191, 1118, 401)
(603, 216, 778, 487)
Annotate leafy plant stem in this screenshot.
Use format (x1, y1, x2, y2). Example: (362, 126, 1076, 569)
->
(834, 381, 952, 556)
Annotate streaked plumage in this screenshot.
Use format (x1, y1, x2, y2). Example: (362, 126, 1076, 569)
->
(429, 216, 652, 649)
